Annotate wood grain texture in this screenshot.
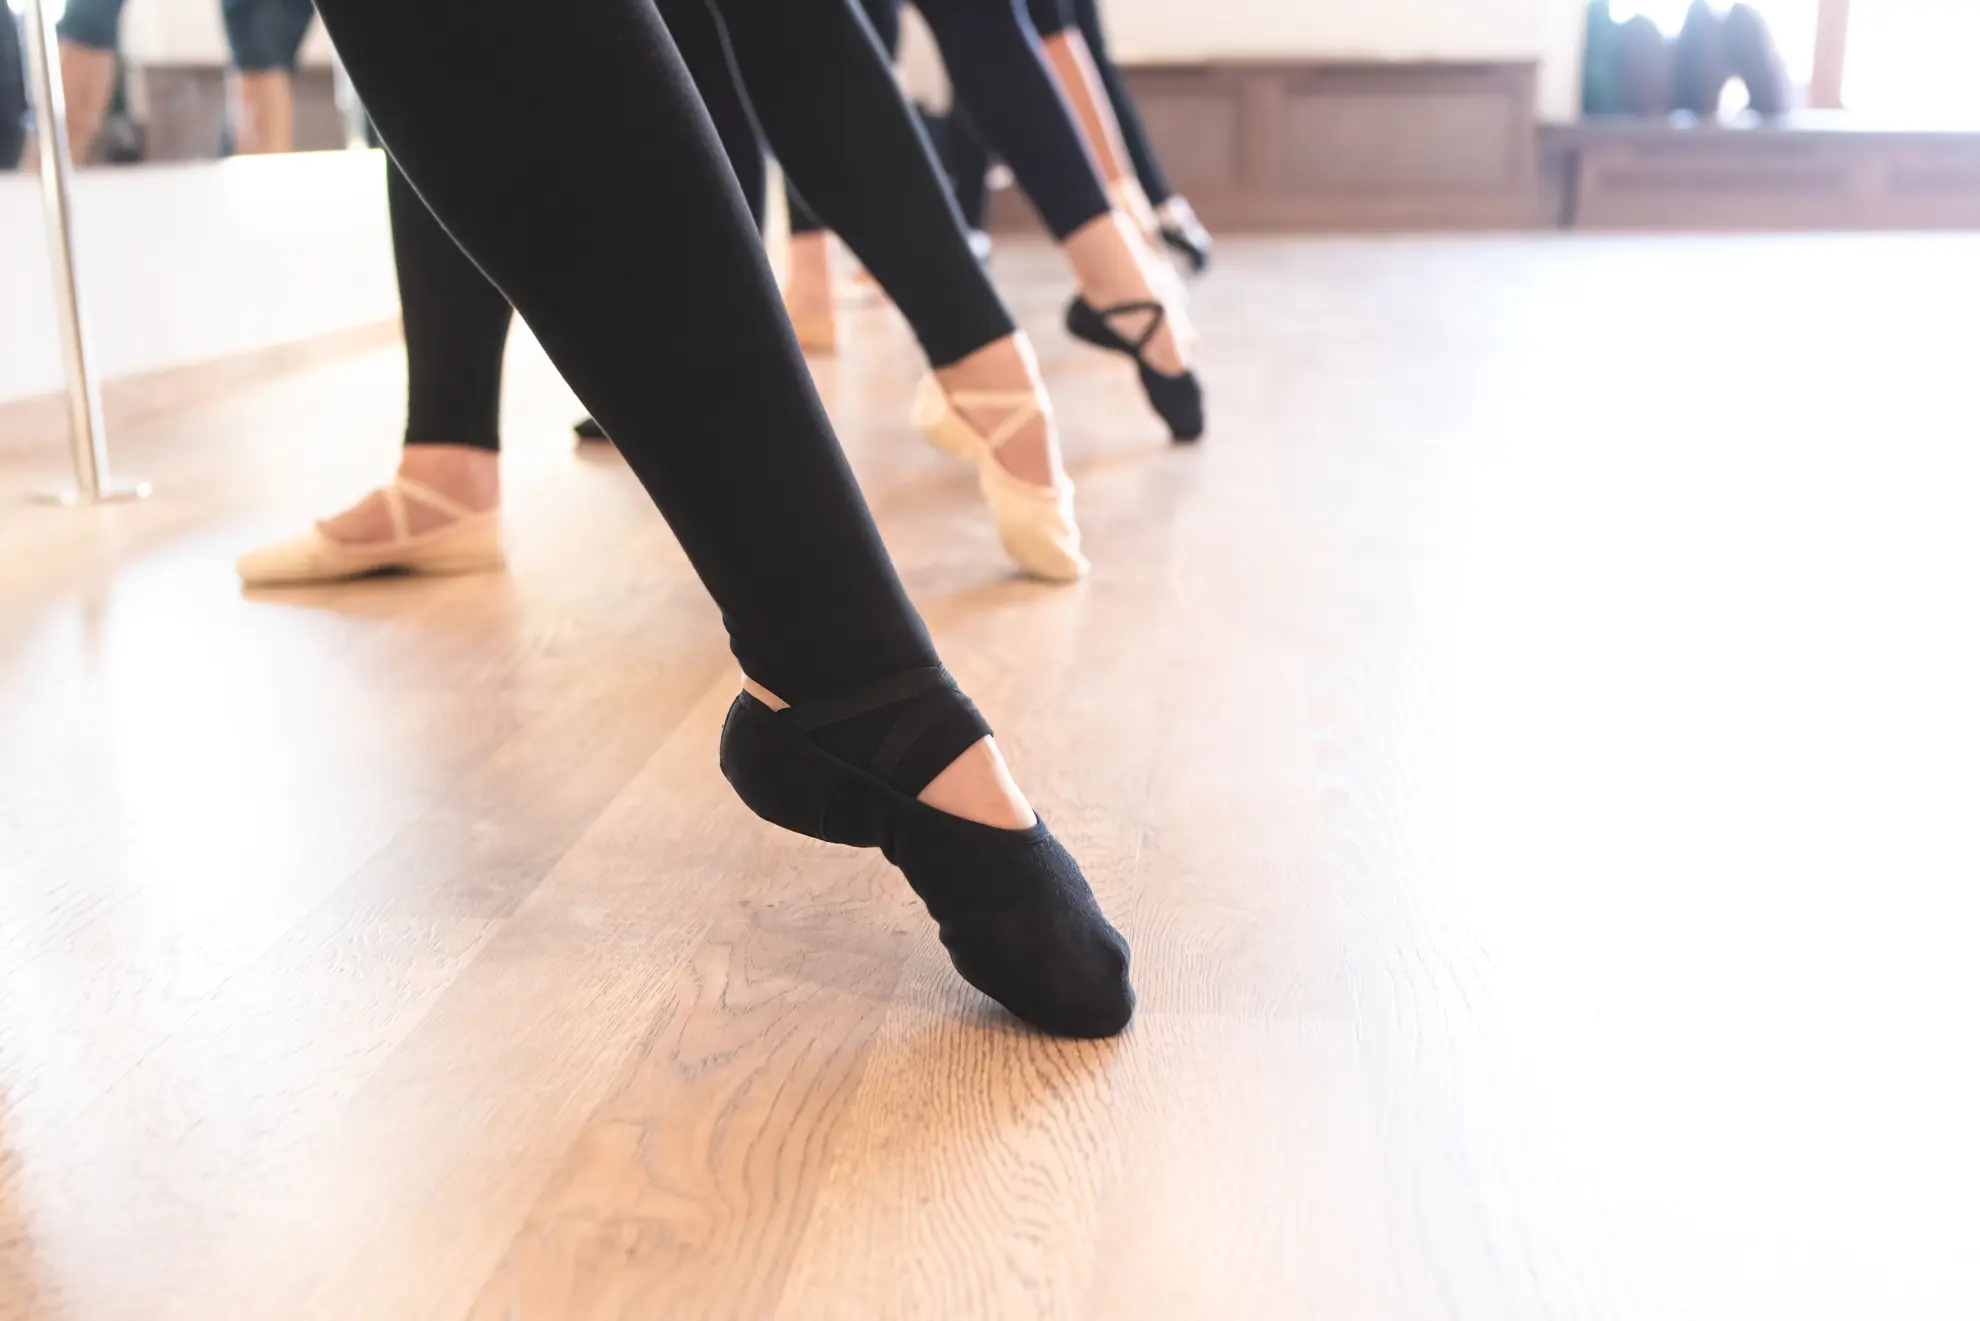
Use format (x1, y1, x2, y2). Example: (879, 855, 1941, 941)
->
(5, 236, 1980, 1320)
(0, 320, 402, 456)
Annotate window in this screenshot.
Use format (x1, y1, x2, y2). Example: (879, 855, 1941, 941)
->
(1607, 1, 1980, 123)
(1611, 1, 1823, 89)
(1843, 0, 1980, 123)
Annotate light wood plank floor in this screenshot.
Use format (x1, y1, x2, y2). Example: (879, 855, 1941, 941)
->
(4, 236, 1980, 1321)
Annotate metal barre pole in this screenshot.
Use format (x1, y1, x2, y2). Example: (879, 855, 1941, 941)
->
(19, 0, 148, 505)
(330, 45, 367, 150)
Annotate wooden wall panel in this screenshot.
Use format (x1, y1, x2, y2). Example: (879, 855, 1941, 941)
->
(989, 61, 1546, 233)
(1283, 92, 1516, 190)
(1559, 119, 1980, 230)
(1134, 89, 1243, 193)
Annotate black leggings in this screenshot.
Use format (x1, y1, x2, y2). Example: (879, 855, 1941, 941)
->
(1024, 0, 1173, 205)
(323, 0, 939, 704)
(785, 0, 899, 237)
(919, 0, 1112, 239)
(712, 0, 1008, 365)
(938, 108, 995, 234)
(389, 0, 765, 452)
(798, 0, 1108, 242)
(393, 0, 1015, 453)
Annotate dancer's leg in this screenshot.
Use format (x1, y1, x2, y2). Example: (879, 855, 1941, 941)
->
(924, 1, 1202, 275)
(308, 0, 1133, 1036)
(45, 0, 127, 166)
(313, 0, 934, 703)
(782, 0, 902, 238)
(576, 0, 766, 431)
(221, 0, 318, 153)
(230, 69, 295, 155)
(779, 226, 839, 353)
(1, 12, 24, 170)
(778, 0, 903, 352)
(1066, 0, 1166, 204)
(908, 0, 1107, 241)
(858, 0, 903, 61)
(318, 161, 512, 544)
(711, 0, 1011, 369)
(390, 160, 515, 459)
(1064, 0, 1210, 271)
(943, 106, 994, 235)
(250, 21, 775, 559)
(908, 0, 1200, 436)
(783, 0, 900, 237)
(696, 0, 1084, 573)
(1023, 0, 1141, 213)
(236, 158, 512, 579)
(665, 0, 768, 225)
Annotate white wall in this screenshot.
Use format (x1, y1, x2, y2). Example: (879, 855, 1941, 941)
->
(1, 149, 396, 406)
(903, 0, 1587, 122)
(1109, 0, 1544, 59)
(1103, 0, 1587, 120)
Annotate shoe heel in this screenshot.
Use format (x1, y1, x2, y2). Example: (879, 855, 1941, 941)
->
(1065, 298, 1117, 354)
(719, 694, 883, 848)
(911, 376, 980, 463)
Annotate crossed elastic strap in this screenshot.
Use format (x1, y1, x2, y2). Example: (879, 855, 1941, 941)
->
(941, 388, 1046, 454)
(1092, 299, 1169, 356)
(374, 476, 480, 542)
(783, 665, 990, 789)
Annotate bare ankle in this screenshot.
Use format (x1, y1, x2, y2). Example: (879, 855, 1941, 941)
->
(317, 446, 498, 545)
(741, 677, 788, 710)
(917, 737, 1036, 830)
(784, 234, 834, 309)
(398, 444, 500, 513)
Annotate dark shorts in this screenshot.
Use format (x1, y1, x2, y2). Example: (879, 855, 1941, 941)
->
(220, 0, 318, 72)
(53, 0, 127, 51)
(3, 9, 26, 169)
(56, 0, 315, 70)
(1025, 0, 1073, 36)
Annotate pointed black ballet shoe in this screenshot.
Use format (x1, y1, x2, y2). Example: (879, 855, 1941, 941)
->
(1159, 225, 1210, 275)
(719, 672, 1135, 1039)
(1156, 197, 1213, 275)
(573, 416, 610, 443)
(1065, 296, 1205, 443)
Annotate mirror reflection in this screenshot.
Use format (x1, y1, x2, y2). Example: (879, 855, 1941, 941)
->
(7, 0, 344, 168)
(3, 1, 25, 167)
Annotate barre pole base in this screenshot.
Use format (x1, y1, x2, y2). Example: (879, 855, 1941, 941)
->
(32, 482, 154, 507)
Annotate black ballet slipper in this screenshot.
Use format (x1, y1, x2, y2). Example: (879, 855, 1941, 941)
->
(1065, 296, 1204, 443)
(719, 670, 1134, 1039)
(573, 416, 610, 443)
(1157, 199, 1214, 275)
(1159, 224, 1211, 275)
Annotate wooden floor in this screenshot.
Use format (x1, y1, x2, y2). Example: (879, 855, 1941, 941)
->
(4, 235, 1980, 1321)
